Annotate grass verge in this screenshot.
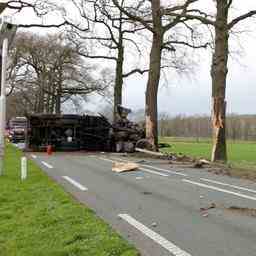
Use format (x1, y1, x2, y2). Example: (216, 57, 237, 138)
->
(160, 137, 256, 179)
(0, 144, 138, 256)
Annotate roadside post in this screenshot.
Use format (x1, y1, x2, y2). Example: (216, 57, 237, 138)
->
(21, 156, 27, 180)
(0, 17, 17, 176)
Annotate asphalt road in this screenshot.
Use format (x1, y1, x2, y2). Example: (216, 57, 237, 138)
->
(28, 152, 256, 256)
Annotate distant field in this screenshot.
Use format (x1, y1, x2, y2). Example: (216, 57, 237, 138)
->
(160, 137, 256, 170)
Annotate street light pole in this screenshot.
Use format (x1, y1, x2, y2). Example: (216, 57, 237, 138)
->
(0, 17, 17, 176)
(0, 37, 8, 176)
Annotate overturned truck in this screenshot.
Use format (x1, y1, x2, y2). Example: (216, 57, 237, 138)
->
(26, 106, 144, 152)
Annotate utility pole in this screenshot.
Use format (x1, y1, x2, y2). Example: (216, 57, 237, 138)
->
(0, 17, 17, 176)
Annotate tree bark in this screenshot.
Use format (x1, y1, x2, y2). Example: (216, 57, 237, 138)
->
(145, 0, 162, 151)
(113, 44, 124, 121)
(211, 0, 229, 162)
(55, 87, 61, 114)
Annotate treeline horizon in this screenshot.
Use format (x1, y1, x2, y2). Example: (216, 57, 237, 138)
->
(158, 114, 256, 141)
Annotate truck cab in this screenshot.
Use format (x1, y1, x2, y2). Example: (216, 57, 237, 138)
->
(8, 117, 27, 143)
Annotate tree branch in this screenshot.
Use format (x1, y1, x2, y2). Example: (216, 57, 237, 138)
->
(228, 10, 256, 29)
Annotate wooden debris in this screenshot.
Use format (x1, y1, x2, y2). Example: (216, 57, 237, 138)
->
(200, 203, 216, 212)
(135, 147, 164, 157)
(193, 159, 211, 168)
(112, 162, 139, 173)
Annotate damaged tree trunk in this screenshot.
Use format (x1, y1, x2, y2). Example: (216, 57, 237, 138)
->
(211, 0, 229, 162)
(145, 5, 163, 151)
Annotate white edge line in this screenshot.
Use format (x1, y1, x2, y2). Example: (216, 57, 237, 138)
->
(62, 176, 88, 191)
(118, 214, 192, 256)
(200, 178, 256, 194)
(41, 161, 53, 169)
(140, 167, 169, 177)
(31, 154, 37, 159)
(183, 179, 256, 201)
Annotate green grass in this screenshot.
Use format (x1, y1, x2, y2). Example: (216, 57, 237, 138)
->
(160, 137, 256, 170)
(0, 144, 138, 256)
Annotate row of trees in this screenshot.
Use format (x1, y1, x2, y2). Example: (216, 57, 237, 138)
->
(3, 0, 256, 163)
(6, 32, 109, 119)
(159, 114, 256, 141)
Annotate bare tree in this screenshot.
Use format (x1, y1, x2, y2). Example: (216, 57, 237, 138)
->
(168, 0, 256, 161)
(66, 0, 149, 121)
(7, 32, 108, 116)
(112, 0, 208, 151)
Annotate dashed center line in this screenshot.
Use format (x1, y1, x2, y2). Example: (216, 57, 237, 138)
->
(41, 161, 53, 169)
(200, 178, 256, 194)
(183, 179, 256, 201)
(62, 176, 88, 191)
(118, 214, 192, 256)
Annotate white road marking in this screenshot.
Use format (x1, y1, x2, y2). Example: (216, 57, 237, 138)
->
(140, 167, 169, 177)
(62, 176, 88, 191)
(135, 177, 144, 180)
(141, 164, 188, 177)
(111, 157, 187, 177)
(183, 179, 256, 201)
(31, 154, 37, 159)
(118, 214, 192, 256)
(41, 161, 53, 169)
(200, 178, 256, 194)
(98, 156, 168, 177)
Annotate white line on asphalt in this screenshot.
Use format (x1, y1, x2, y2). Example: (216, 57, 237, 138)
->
(141, 164, 188, 177)
(98, 156, 168, 177)
(200, 178, 256, 194)
(183, 179, 256, 201)
(136, 177, 144, 180)
(31, 154, 37, 159)
(118, 214, 192, 256)
(111, 157, 187, 177)
(140, 167, 169, 177)
(41, 161, 53, 169)
(62, 176, 88, 191)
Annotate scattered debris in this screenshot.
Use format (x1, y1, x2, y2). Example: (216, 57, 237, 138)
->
(201, 212, 209, 217)
(113, 105, 145, 153)
(151, 222, 157, 227)
(226, 206, 256, 217)
(135, 147, 165, 157)
(112, 162, 139, 173)
(200, 203, 216, 212)
(142, 191, 152, 195)
(193, 159, 211, 168)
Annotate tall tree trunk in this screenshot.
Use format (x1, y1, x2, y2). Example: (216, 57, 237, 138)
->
(145, 0, 162, 151)
(211, 0, 229, 162)
(145, 32, 162, 151)
(113, 45, 124, 121)
(113, 21, 124, 122)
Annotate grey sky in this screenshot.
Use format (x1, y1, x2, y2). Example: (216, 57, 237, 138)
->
(4, 0, 256, 116)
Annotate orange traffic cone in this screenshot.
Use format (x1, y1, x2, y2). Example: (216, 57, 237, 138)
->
(47, 145, 53, 155)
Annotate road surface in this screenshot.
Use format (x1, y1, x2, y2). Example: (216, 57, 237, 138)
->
(29, 152, 256, 256)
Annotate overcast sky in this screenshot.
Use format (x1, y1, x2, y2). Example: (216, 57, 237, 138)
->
(4, 0, 256, 116)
